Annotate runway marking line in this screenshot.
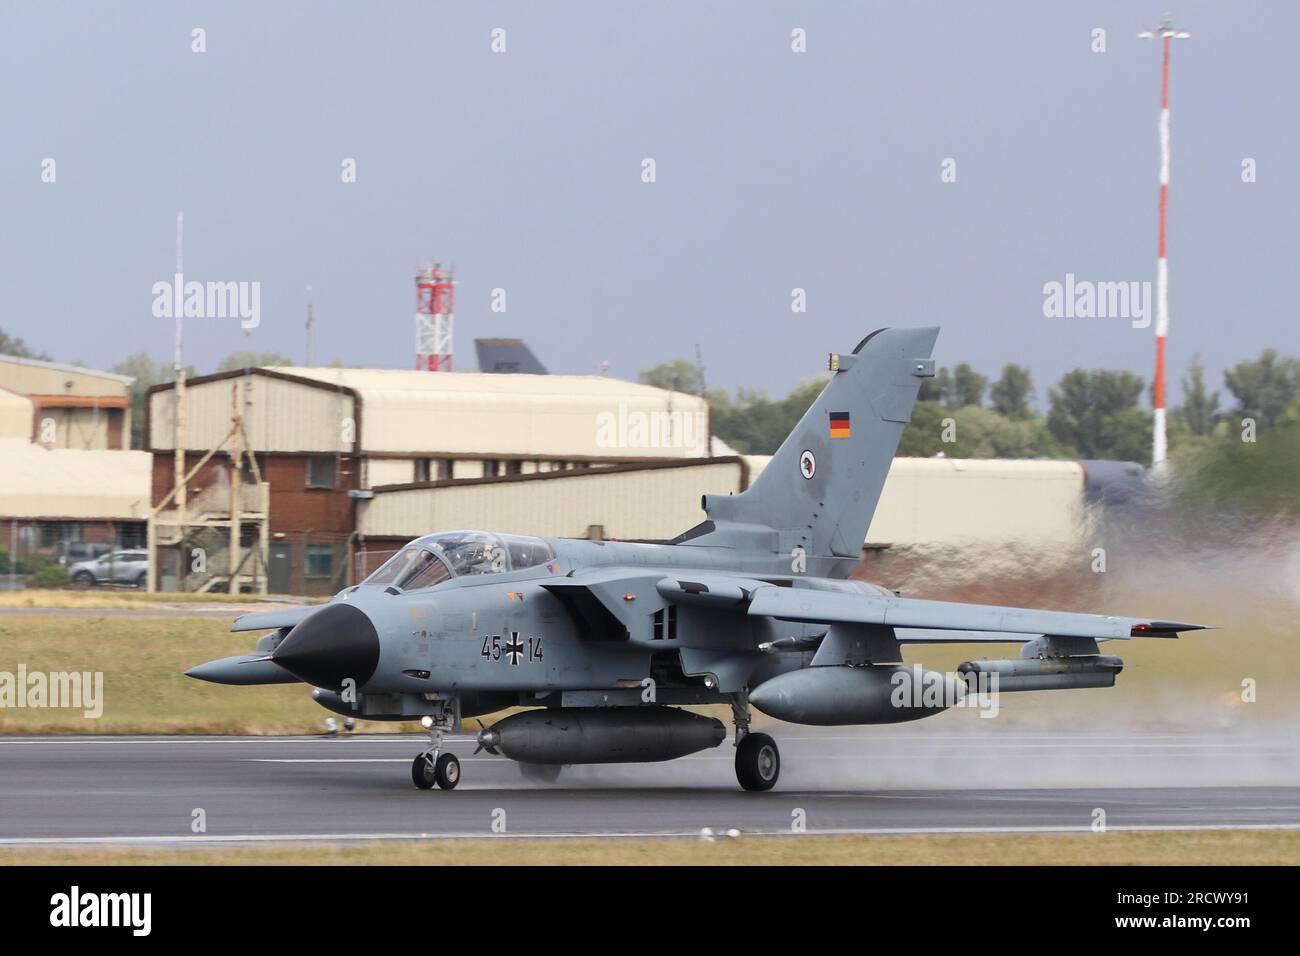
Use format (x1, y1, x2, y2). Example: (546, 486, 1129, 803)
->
(3, 822, 1300, 848)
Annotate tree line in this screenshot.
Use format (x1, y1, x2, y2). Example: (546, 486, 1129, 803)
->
(639, 351, 1300, 467)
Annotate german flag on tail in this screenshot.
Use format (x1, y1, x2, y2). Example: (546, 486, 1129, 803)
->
(829, 411, 851, 439)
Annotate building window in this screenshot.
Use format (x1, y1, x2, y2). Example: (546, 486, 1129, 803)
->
(482, 459, 500, 478)
(413, 458, 453, 483)
(306, 456, 336, 489)
(505, 460, 523, 476)
(40, 522, 81, 548)
(118, 524, 147, 548)
(306, 544, 334, 579)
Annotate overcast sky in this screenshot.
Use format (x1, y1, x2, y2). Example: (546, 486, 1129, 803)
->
(3, 1, 1296, 405)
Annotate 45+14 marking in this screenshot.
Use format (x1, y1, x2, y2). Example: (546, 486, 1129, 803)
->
(481, 631, 543, 666)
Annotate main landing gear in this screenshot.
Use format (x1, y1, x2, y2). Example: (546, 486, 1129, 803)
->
(730, 692, 779, 792)
(412, 705, 460, 790)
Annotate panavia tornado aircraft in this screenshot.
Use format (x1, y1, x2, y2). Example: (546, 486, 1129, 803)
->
(187, 327, 1204, 791)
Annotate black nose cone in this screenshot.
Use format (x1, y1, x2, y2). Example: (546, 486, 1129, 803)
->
(272, 603, 380, 691)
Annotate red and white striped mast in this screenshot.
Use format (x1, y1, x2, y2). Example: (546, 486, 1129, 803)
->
(414, 262, 455, 371)
(1140, 14, 1190, 469)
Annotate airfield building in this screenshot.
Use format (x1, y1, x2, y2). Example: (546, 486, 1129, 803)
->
(0, 354, 133, 450)
(0, 356, 148, 569)
(145, 367, 710, 594)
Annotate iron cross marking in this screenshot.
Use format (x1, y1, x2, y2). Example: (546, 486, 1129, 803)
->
(503, 631, 525, 666)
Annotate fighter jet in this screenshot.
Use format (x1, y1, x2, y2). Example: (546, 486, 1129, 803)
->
(187, 328, 1205, 791)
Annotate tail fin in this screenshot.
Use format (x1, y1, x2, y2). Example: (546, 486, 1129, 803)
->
(702, 327, 938, 558)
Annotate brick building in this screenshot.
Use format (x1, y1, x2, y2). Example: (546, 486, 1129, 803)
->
(146, 366, 709, 595)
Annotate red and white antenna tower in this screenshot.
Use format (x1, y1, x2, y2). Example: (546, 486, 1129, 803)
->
(1140, 13, 1190, 469)
(414, 262, 455, 371)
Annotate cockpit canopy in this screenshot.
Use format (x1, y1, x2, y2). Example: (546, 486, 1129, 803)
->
(362, 531, 556, 590)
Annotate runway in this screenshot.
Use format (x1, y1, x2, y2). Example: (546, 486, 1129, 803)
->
(2, 730, 1299, 845)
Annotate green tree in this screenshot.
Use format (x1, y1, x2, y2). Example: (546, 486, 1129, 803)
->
(1223, 349, 1299, 428)
(638, 359, 704, 395)
(896, 401, 947, 457)
(917, 366, 953, 405)
(0, 327, 51, 360)
(710, 378, 826, 455)
(1177, 356, 1219, 437)
(1047, 369, 1151, 462)
(110, 353, 174, 449)
(989, 364, 1034, 420)
(950, 363, 987, 409)
(948, 406, 1062, 458)
(899, 403, 1061, 458)
(216, 351, 293, 373)
(1174, 415, 1300, 518)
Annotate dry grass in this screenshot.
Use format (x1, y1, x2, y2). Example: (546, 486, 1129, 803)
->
(0, 616, 336, 734)
(0, 589, 305, 610)
(2, 829, 1296, 866)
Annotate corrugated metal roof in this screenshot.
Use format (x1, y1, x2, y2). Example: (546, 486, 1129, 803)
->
(149, 373, 355, 453)
(270, 367, 694, 402)
(0, 439, 151, 519)
(0, 354, 134, 390)
(361, 459, 745, 540)
(0, 389, 33, 440)
(359, 454, 1088, 550)
(267, 367, 710, 457)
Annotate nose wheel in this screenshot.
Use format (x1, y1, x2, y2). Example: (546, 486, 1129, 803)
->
(412, 752, 460, 790)
(412, 701, 461, 790)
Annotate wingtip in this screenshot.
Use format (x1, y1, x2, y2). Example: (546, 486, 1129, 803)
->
(1130, 621, 1211, 637)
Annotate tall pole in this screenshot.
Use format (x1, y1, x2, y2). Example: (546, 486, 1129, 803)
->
(1140, 15, 1190, 469)
(305, 285, 314, 366)
(228, 382, 242, 595)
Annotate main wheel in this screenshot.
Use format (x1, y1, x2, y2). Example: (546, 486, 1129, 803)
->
(518, 762, 562, 784)
(735, 732, 780, 792)
(411, 753, 436, 790)
(434, 752, 461, 790)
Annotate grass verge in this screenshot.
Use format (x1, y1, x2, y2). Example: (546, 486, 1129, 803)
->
(1, 829, 1296, 866)
(0, 615, 330, 734)
(0, 589, 306, 609)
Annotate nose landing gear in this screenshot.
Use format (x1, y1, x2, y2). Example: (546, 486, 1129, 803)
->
(412, 751, 460, 790)
(412, 702, 461, 790)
